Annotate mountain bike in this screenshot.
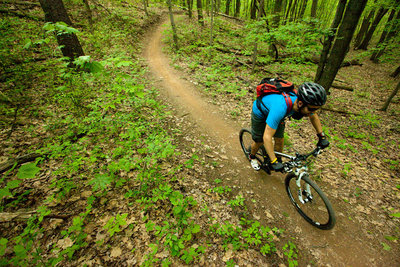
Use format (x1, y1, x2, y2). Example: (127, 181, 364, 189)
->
(239, 128, 336, 230)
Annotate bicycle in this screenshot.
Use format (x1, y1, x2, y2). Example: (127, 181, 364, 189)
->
(239, 128, 336, 230)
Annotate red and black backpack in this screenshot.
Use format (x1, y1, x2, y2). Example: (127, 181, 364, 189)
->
(256, 78, 297, 116)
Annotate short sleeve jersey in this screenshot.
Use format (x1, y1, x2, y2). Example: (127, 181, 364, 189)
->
(252, 94, 298, 129)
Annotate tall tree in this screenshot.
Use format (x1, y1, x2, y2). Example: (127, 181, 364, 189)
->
(251, 0, 264, 73)
(272, 0, 283, 26)
(225, 0, 232, 15)
(315, 0, 347, 83)
(356, 7, 389, 50)
(379, 81, 400, 111)
(197, 0, 204, 25)
(234, 0, 240, 17)
(187, 0, 193, 18)
(310, 0, 318, 18)
(39, 0, 84, 62)
(82, 0, 93, 26)
(315, 0, 368, 93)
(353, 9, 375, 48)
(167, 0, 179, 49)
(370, 8, 398, 62)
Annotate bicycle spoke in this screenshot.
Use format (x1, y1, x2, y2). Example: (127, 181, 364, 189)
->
(285, 174, 335, 230)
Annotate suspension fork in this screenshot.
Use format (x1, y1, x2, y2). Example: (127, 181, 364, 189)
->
(294, 167, 312, 204)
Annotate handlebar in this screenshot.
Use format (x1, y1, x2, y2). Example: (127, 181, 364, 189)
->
(281, 147, 323, 173)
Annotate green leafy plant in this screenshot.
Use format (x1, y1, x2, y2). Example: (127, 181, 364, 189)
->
(104, 213, 128, 237)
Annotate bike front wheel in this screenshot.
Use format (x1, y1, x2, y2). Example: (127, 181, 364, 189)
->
(285, 173, 336, 230)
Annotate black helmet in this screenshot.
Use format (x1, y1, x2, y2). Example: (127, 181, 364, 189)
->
(297, 82, 327, 106)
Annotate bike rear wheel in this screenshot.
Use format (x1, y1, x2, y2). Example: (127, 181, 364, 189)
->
(285, 173, 336, 230)
(239, 128, 269, 173)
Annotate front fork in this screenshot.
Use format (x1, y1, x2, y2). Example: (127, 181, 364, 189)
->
(294, 167, 312, 204)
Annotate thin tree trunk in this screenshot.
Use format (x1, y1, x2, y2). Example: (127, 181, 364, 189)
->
(391, 66, 400, 78)
(272, 0, 282, 26)
(250, 0, 257, 19)
(197, 0, 204, 25)
(251, 0, 264, 73)
(187, 0, 193, 18)
(317, 0, 368, 93)
(234, 0, 240, 17)
(379, 81, 400, 111)
(315, 0, 347, 83)
(225, 0, 231, 15)
(210, 0, 214, 45)
(353, 9, 375, 48)
(167, 0, 179, 50)
(370, 8, 396, 62)
(297, 0, 307, 20)
(82, 0, 93, 25)
(310, 0, 317, 18)
(142, 0, 149, 16)
(357, 7, 389, 50)
(39, 0, 84, 63)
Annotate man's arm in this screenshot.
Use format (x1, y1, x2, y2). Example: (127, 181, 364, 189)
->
(309, 113, 323, 134)
(309, 113, 330, 148)
(263, 124, 278, 161)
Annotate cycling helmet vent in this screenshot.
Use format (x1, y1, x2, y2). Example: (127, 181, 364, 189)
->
(297, 82, 327, 106)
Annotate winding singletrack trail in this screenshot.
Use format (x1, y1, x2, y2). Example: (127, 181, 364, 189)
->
(144, 19, 396, 266)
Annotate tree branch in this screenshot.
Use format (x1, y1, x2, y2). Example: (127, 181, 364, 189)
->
(0, 8, 43, 20)
(0, 153, 44, 173)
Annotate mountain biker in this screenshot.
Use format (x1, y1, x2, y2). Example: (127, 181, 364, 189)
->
(249, 82, 330, 172)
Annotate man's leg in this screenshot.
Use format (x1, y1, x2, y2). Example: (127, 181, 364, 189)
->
(274, 137, 284, 153)
(251, 141, 263, 156)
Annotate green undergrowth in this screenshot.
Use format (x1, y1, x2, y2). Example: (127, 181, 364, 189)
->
(165, 16, 324, 99)
(0, 5, 297, 267)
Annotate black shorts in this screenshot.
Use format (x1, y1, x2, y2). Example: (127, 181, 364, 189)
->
(251, 111, 285, 142)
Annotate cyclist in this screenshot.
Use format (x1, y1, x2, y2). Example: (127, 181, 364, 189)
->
(249, 82, 330, 172)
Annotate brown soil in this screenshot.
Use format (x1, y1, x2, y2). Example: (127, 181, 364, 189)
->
(144, 18, 400, 266)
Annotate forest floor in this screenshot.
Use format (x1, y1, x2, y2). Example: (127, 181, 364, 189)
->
(0, 4, 399, 266)
(144, 15, 400, 266)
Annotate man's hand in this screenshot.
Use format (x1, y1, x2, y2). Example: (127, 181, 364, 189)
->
(317, 132, 329, 149)
(271, 158, 284, 172)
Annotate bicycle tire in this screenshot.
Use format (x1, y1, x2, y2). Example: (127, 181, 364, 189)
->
(285, 173, 336, 230)
(239, 128, 270, 174)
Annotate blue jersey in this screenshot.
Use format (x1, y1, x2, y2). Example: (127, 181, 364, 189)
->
(252, 94, 297, 129)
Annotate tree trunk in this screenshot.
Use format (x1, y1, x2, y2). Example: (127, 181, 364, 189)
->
(234, 0, 240, 17)
(357, 7, 389, 50)
(251, 0, 264, 73)
(225, 0, 231, 15)
(310, 0, 317, 18)
(315, 0, 347, 83)
(210, 0, 214, 45)
(250, 0, 257, 19)
(297, 0, 307, 21)
(272, 0, 283, 26)
(142, 0, 149, 16)
(379, 81, 400, 111)
(167, 0, 179, 50)
(39, 0, 84, 62)
(187, 0, 193, 18)
(370, 8, 396, 62)
(353, 9, 374, 48)
(82, 0, 93, 25)
(391, 66, 400, 78)
(317, 0, 368, 93)
(197, 0, 204, 25)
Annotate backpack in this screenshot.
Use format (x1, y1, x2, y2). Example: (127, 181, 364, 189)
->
(256, 78, 297, 116)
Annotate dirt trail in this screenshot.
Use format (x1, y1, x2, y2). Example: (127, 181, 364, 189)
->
(144, 19, 393, 266)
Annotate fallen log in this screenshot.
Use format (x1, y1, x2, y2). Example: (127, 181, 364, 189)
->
(0, 211, 71, 223)
(0, 153, 43, 173)
(331, 82, 354, 91)
(0, 8, 43, 20)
